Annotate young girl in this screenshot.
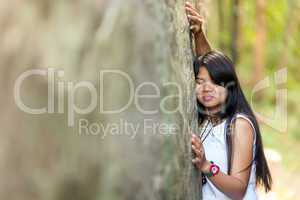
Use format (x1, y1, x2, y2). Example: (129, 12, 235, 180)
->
(185, 2, 272, 200)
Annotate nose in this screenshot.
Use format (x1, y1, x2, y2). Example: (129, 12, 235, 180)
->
(202, 82, 213, 92)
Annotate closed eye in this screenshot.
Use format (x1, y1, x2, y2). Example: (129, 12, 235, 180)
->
(196, 78, 205, 84)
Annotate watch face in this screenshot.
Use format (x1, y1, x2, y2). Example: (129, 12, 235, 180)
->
(211, 166, 218, 173)
(210, 164, 220, 175)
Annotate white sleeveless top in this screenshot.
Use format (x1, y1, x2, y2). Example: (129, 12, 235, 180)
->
(201, 114, 258, 200)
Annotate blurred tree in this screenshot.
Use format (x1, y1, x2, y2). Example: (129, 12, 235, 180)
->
(217, 0, 225, 50)
(253, 0, 266, 86)
(278, 0, 300, 70)
(231, 0, 241, 65)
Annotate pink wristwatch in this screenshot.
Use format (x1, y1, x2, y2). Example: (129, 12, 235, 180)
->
(204, 161, 220, 177)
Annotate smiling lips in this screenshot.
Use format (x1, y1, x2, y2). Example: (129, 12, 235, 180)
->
(203, 95, 214, 102)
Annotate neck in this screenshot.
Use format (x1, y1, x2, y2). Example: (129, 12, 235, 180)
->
(206, 105, 221, 115)
(205, 106, 223, 125)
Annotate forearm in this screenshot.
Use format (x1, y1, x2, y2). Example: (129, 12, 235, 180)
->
(194, 31, 212, 56)
(207, 171, 247, 200)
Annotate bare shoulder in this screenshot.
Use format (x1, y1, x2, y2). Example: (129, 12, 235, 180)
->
(231, 117, 255, 143)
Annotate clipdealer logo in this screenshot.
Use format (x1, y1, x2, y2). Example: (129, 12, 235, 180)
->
(13, 67, 287, 134)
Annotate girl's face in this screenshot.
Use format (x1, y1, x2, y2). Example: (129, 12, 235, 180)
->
(195, 67, 228, 113)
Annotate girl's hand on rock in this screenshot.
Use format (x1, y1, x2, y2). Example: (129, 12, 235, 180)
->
(185, 1, 204, 35)
(191, 133, 208, 172)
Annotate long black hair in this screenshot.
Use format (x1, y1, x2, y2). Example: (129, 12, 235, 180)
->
(193, 50, 272, 192)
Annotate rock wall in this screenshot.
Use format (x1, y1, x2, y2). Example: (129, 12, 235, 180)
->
(0, 0, 201, 199)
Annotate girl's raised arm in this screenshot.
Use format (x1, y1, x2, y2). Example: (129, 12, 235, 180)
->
(185, 2, 212, 56)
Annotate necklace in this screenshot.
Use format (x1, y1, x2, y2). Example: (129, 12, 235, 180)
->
(199, 118, 214, 143)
